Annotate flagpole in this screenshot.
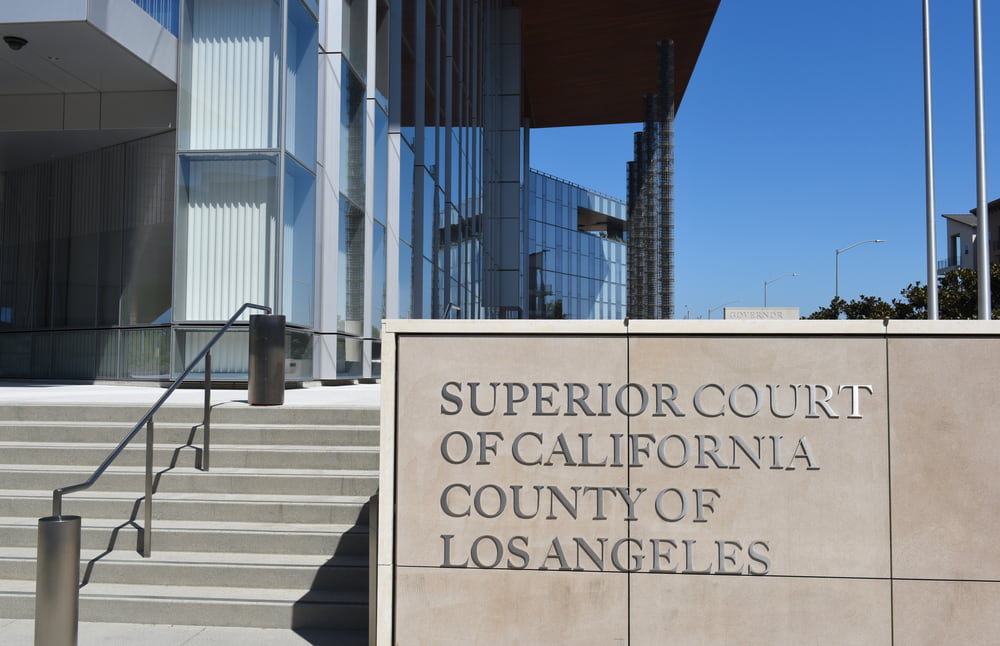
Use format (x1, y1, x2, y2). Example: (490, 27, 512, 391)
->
(974, 0, 990, 319)
(923, 0, 939, 319)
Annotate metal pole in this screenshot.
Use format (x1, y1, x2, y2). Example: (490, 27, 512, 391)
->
(368, 492, 378, 646)
(35, 515, 81, 646)
(923, 0, 939, 319)
(203, 352, 211, 472)
(974, 0, 991, 319)
(765, 274, 799, 307)
(835, 250, 840, 300)
(143, 418, 153, 558)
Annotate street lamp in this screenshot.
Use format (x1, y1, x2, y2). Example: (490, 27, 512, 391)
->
(707, 300, 740, 320)
(763, 273, 799, 307)
(835, 239, 885, 299)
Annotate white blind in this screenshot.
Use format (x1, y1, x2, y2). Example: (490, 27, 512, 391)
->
(184, 0, 280, 149)
(181, 158, 277, 320)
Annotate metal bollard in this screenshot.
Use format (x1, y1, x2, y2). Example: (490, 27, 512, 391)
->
(368, 493, 378, 646)
(35, 515, 81, 646)
(248, 314, 285, 406)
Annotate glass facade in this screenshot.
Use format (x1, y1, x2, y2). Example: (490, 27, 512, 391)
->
(0, 1, 630, 382)
(174, 0, 317, 376)
(0, 133, 175, 380)
(527, 170, 628, 320)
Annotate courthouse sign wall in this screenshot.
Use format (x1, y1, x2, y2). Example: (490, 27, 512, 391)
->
(377, 320, 1000, 645)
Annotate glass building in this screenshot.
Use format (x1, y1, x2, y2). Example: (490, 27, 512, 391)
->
(527, 169, 627, 320)
(0, 0, 718, 381)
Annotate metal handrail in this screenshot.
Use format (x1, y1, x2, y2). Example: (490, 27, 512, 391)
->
(49, 302, 272, 557)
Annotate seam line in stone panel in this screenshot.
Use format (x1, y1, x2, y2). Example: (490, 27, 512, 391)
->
(625, 327, 631, 645)
(392, 334, 400, 646)
(884, 333, 894, 645)
(395, 565, 981, 583)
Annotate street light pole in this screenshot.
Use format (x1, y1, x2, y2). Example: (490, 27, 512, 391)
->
(707, 300, 740, 320)
(763, 273, 799, 307)
(835, 239, 885, 300)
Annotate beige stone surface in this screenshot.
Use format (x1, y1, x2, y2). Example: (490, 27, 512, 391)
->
(627, 336, 891, 578)
(888, 337, 1000, 580)
(394, 567, 628, 645)
(394, 335, 630, 569)
(892, 580, 1000, 645)
(629, 574, 891, 645)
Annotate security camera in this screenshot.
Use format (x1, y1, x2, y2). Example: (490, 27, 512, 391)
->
(4, 36, 28, 51)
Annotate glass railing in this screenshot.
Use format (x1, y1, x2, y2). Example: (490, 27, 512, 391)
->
(132, 0, 179, 36)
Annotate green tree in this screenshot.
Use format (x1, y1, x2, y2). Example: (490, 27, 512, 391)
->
(806, 264, 1000, 319)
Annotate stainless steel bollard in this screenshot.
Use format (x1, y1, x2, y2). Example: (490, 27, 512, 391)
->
(248, 314, 285, 406)
(35, 515, 81, 646)
(368, 493, 378, 646)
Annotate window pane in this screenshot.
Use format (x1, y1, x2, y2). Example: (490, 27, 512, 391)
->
(337, 195, 365, 334)
(286, 0, 318, 166)
(283, 156, 315, 326)
(179, 0, 280, 150)
(340, 61, 366, 208)
(175, 154, 279, 321)
(342, 0, 368, 77)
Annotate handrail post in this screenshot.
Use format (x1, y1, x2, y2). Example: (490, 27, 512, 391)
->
(143, 418, 153, 558)
(203, 351, 212, 472)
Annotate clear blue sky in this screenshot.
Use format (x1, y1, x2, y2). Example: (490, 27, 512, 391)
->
(530, 0, 1000, 318)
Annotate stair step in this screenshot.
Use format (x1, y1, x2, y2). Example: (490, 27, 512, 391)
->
(0, 620, 367, 646)
(0, 465, 378, 496)
(0, 517, 370, 556)
(0, 580, 368, 629)
(0, 442, 379, 470)
(0, 490, 373, 525)
(0, 404, 379, 426)
(0, 547, 368, 590)
(0, 421, 379, 447)
(0, 399, 379, 635)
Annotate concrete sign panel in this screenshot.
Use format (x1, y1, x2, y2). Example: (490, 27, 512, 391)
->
(724, 307, 799, 320)
(377, 320, 1000, 645)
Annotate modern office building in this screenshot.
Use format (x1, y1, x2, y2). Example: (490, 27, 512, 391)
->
(526, 169, 627, 320)
(0, 0, 719, 381)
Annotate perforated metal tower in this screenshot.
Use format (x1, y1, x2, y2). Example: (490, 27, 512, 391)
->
(627, 40, 675, 320)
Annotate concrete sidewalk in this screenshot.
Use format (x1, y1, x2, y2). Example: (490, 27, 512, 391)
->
(0, 619, 353, 645)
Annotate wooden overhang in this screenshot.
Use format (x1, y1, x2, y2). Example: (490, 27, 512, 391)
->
(516, 0, 721, 128)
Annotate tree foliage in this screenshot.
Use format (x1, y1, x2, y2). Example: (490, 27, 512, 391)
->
(806, 264, 1000, 320)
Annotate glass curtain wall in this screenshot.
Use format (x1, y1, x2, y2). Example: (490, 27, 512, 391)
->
(527, 170, 628, 320)
(318, 0, 499, 380)
(0, 133, 175, 379)
(397, 0, 498, 327)
(175, 0, 316, 378)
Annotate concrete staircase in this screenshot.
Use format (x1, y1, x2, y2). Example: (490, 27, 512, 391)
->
(0, 401, 378, 643)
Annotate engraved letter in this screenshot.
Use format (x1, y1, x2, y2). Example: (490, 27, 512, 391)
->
(440, 483, 471, 517)
(653, 383, 685, 417)
(694, 383, 726, 417)
(440, 431, 473, 464)
(440, 381, 463, 415)
(839, 384, 874, 419)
